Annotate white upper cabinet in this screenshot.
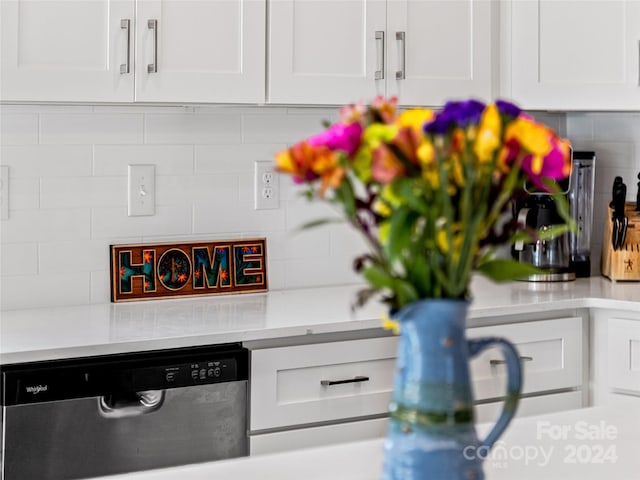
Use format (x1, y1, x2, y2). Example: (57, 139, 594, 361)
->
(510, 0, 640, 110)
(268, 0, 494, 106)
(135, 0, 265, 103)
(268, 0, 386, 105)
(0, 0, 134, 102)
(1, 0, 265, 103)
(386, 0, 493, 105)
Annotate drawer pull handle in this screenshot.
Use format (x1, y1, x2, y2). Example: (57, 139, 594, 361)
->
(148, 19, 158, 73)
(120, 19, 131, 74)
(320, 375, 370, 386)
(490, 356, 533, 366)
(374, 31, 385, 80)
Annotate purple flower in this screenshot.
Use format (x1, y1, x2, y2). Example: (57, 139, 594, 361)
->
(423, 99, 486, 135)
(495, 100, 521, 118)
(308, 122, 363, 158)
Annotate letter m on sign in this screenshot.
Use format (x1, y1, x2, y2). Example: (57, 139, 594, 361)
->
(192, 245, 232, 289)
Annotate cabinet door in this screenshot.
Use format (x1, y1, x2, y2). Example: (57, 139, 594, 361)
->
(386, 0, 493, 106)
(0, 0, 134, 102)
(268, 0, 386, 104)
(510, 0, 640, 110)
(135, 0, 265, 103)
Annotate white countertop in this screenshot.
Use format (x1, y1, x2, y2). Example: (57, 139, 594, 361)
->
(1, 276, 639, 365)
(91, 406, 640, 480)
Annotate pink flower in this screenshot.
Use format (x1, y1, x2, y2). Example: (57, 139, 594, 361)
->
(521, 136, 571, 190)
(308, 122, 363, 158)
(371, 145, 405, 184)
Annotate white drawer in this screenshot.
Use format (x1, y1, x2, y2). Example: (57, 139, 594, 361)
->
(250, 336, 398, 431)
(608, 317, 640, 394)
(250, 417, 389, 456)
(475, 390, 583, 424)
(468, 317, 583, 400)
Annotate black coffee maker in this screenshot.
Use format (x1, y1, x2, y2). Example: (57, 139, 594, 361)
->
(511, 151, 596, 281)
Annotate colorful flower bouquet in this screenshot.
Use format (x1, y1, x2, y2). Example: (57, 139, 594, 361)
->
(275, 97, 572, 311)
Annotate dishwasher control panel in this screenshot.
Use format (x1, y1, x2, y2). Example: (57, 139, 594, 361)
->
(1, 344, 248, 406)
(137, 357, 238, 390)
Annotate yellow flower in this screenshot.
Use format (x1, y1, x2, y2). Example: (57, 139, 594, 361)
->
(417, 141, 435, 166)
(381, 312, 400, 335)
(363, 124, 398, 149)
(506, 117, 551, 156)
(474, 103, 501, 163)
(397, 108, 434, 135)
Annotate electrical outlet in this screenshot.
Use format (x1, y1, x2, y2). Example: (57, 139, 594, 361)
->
(0, 166, 8, 221)
(255, 161, 279, 210)
(128, 164, 155, 216)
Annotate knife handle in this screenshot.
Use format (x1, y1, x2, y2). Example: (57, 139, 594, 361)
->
(636, 173, 640, 212)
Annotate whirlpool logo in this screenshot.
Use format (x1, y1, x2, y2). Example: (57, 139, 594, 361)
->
(25, 384, 48, 395)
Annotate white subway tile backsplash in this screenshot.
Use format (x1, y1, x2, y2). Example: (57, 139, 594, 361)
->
(195, 144, 284, 174)
(566, 114, 594, 140)
(90, 270, 111, 304)
(283, 256, 360, 289)
(0, 145, 92, 177)
(91, 205, 193, 239)
(94, 145, 194, 176)
(242, 113, 327, 144)
(568, 141, 634, 174)
(329, 224, 369, 258)
(1, 243, 38, 276)
(1, 272, 91, 310)
(144, 113, 241, 144)
(193, 203, 286, 234)
(0, 114, 38, 144)
(155, 174, 238, 206)
(40, 114, 143, 144)
(1, 209, 91, 243)
(39, 240, 109, 274)
(592, 113, 640, 142)
(2, 105, 638, 311)
(9, 178, 39, 210)
(41, 177, 126, 209)
(261, 228, 330, 261)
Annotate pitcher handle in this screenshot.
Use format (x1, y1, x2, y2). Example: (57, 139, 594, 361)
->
(467, 337, 523, 449)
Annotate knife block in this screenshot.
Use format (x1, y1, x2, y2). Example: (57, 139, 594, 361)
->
(602, 203, 640, 281)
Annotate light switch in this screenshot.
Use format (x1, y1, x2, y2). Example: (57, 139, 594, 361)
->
(128, 165, 155, 216)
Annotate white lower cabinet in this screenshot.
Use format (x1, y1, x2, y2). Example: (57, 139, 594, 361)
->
(475, 391, 583, 424)
(467, 317, 584, 399)
(608, 317, 640, 394)
(248, 314, 585, 455)
(250, 336, 397, 432)
(250, 417, 389, 456)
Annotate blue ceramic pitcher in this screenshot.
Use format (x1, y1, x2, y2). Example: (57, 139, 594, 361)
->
(382, 299, 523, 480)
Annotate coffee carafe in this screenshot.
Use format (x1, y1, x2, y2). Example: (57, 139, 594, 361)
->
(511, 150, 596, 281)
(512, 193, 575, 282)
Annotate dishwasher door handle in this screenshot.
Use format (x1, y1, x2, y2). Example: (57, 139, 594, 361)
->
(99, 390, 165, 418)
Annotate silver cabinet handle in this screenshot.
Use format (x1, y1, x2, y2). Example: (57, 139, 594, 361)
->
(321, 375, 370, 386)
(120, 19, 131, 74)
(375, 31, 385, 80)
(490, 356, 533, 366)
(395, 31, 406, 80)
(147, 19, 158, 73)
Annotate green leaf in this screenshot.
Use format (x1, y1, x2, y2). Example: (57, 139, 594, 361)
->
(386, 206, 419, 260)
(335, 179, 357, 218)
(296, 218, 344, 231)
(476, 258, 543, 282)
(393, 179, 430, 215)
(393, 279, 419, 308)
(362, 265, 395, 290)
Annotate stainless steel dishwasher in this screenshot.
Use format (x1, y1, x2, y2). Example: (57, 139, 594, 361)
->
(0, 343, 248, 480)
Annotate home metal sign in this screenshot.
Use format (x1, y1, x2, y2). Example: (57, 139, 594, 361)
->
(110, 239, 267, 302)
